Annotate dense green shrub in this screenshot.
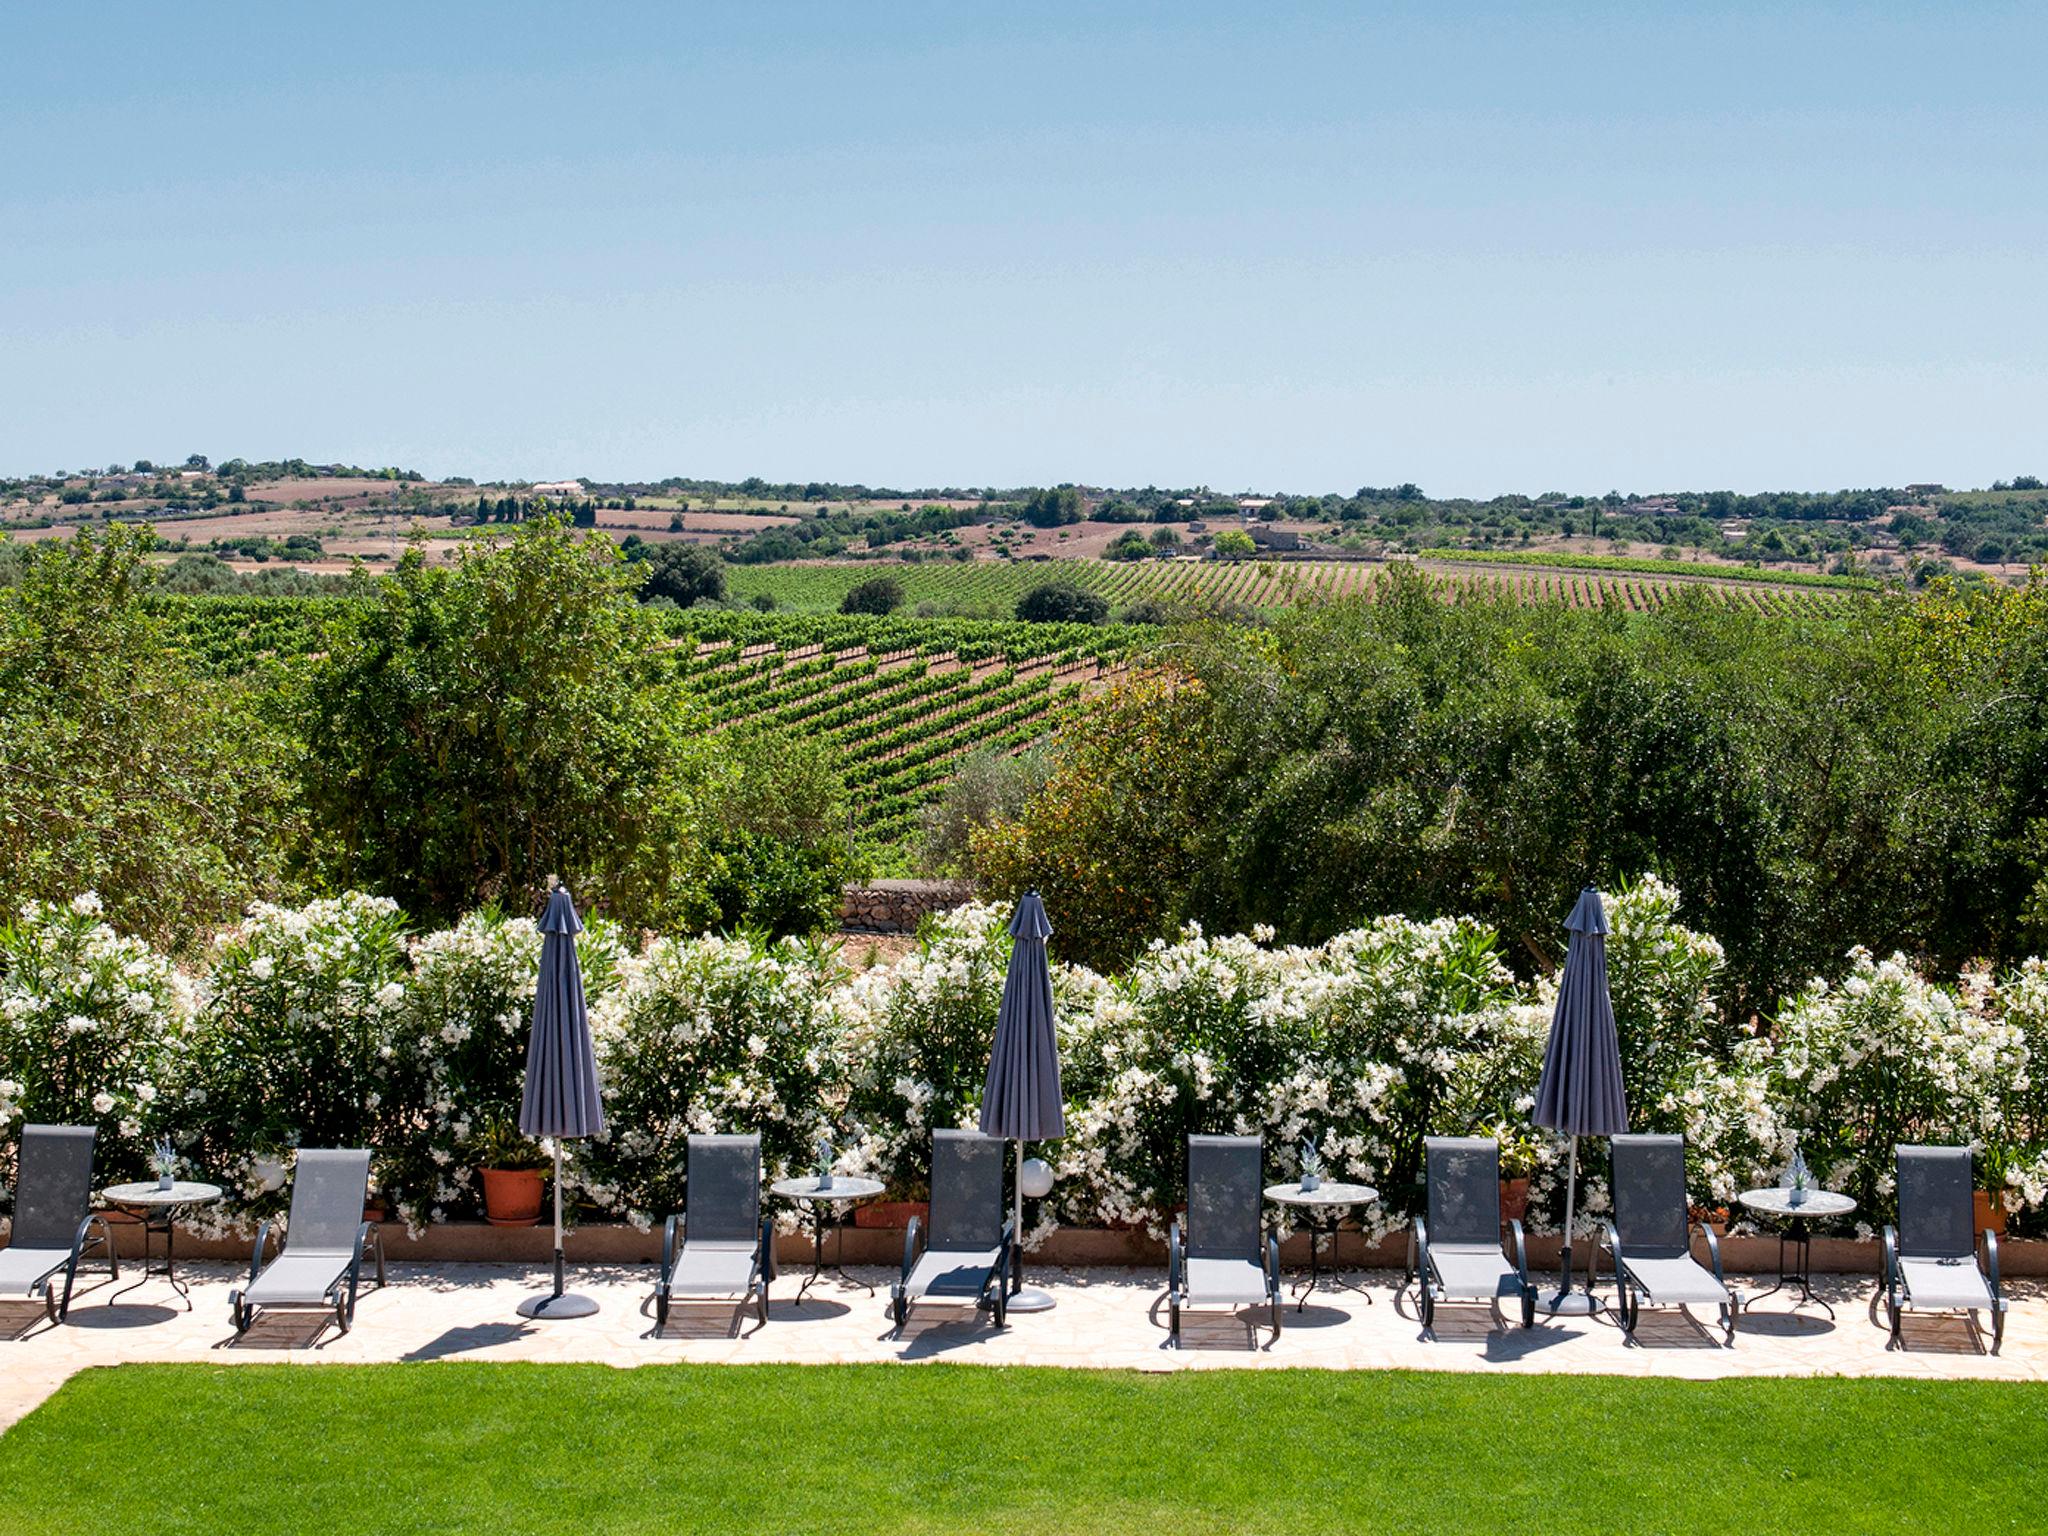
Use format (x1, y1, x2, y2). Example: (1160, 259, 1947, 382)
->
(1016, 581, 1109, 625)
(297, 522, 719, 930)
(0, 526, 299, 950)
(840, 574, 904, 615)
(977, 568, 2048, 1013)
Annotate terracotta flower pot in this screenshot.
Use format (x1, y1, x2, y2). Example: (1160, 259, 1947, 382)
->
(853, 1200, 929, 1230)
(1499, 1177, 1531, 1224)
(481, 1167, 545, 1227)
(1975, 1188, 2009, 1237)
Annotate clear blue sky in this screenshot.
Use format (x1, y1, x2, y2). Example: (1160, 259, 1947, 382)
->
(3, 2, 2043, 495)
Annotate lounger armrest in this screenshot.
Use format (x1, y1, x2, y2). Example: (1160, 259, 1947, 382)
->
(758, 1214, 778, 1283)
(1881, 1224, 1899, 1298)
(1601, 1221, 1623, 1276)
(1507, 1218, 1529, 1286)
(1698, 1220, 1726, 1286)
(345, 1221, 373, 1293)
(899, 1215, 922, 1287)
(660, 1213, 683, 1287)
(996, 1217, 1016, 1288)
(249, 1220, 273, 1283)
(1265, 1226, 1281, 1300)
(1411, 1216, 1430, 1289)
(1982, 1229, 2002, 1307)
(1168, 1218, 1184, 1295)
(71, 1211, 110, 1261)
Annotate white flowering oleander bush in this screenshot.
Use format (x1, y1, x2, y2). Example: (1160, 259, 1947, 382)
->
(386, 908, 629, 1232)
(1606, 876, 1785, 1209)
(575, 931, 849, 1228)
(177, 894, 412, 1226)
(1771, 947, 2034, 1222)
(6, 882, 2047, 1241)
(0, 893, 193, 1192)
(1044, 916, 1540, 1241)
(840, 903, 1018, 1200)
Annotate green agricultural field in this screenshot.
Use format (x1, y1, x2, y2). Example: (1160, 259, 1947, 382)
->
(670, 609, 1142, 848)
(728, 556, 1864, 618)
(2, 1362, 2043, 1536)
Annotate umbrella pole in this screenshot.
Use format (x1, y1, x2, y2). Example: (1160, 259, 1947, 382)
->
(1008, 1138, 1056, 1313)
(1541, 1135, 1600, 1316)
(552, 1141, 566, 1301)
(518, 1139, 600, 1319)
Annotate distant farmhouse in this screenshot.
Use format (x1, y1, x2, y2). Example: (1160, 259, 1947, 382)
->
(529, 480, 585, 497)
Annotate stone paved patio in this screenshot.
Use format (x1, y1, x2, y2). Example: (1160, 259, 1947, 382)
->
(3, 1261, 2042, 1431)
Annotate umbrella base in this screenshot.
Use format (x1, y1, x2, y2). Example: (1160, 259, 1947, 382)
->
(1538, 1289, 1602, 1317)
(518, 1291, 600, 1319)
(1006, 1287, 1057, 1314)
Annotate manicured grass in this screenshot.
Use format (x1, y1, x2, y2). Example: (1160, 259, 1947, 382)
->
(2, 1363, 2043, 1535)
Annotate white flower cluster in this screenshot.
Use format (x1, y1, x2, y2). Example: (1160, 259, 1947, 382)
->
(10, 880, 2048, 1243)
(0, 894, 192, 1186)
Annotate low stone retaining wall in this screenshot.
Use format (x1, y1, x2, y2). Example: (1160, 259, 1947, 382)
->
(838, 878, 974, 933)
(47, 1219, 2048, 1277)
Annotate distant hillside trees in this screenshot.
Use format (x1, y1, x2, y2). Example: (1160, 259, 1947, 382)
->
(1022, 487, 1084, 528)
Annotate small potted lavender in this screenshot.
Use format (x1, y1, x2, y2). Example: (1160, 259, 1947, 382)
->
(151, 1137, 177, 1193)
(815, 1134, 835, 1192)
(1298, 1139, 1322, 1194)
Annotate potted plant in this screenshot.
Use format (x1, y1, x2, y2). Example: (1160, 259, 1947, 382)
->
(474, 1117, 548, 1227)
(1975, 1143, 2020, 1238)
(1487, 1120, 1539, 1224)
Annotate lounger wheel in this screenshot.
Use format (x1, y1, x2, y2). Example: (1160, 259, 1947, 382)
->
(1418, 1285, 1435, 1333)
(992, 1287, 1006, 1328)
(1520, 1288, 1536, 1329)
(891, 1290, 907, 1332)
(1168, 1296, 1180, 1349)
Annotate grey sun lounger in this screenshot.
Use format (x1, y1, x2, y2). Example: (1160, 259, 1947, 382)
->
(1408, 1136, 1534, 1330)
(1883, 1144, 2006, 1354)
(1602, 1133, 1737, 1343)
(892, 1129, 1012, 1332)
(0, 1124, 117, 1323)
(1168, 1134, 1281, 1348)
(655, 1133, 775, 1329)
(229, 1148, 385, 1337)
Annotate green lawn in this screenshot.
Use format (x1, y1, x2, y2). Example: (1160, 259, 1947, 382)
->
(2, 1363, 2043, 1535)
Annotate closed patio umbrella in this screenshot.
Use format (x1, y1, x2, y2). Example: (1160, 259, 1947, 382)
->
(1531, 886, 1629, 1315)
(978, 890, 1064, 1314)
(517, 881, 607, 1320)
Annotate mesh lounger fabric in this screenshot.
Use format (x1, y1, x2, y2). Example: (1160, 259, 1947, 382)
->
(905, 1247, 1004, 1301)
(0, 1247, 70, 1295)
(1429, 1243, 1522, 1302)
(1897, 1255, 1994, 1310)
(1186, 1255, 1272, 1305)
(669, 1239, 763, 1296)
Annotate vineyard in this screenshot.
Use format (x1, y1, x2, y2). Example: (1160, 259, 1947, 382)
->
(727, 556, 1869, 617)
(146, 562, 1881, 855)
(662, 611, 1143, 848)
(152, 597, 1145, 851)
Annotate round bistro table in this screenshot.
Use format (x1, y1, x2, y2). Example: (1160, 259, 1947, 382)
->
(1264, 1181, 1379, 1310)
(1736, 1186, 1857, 1318)
(101, 1181, 225, 1310)
(771, 1175, 886, 1302)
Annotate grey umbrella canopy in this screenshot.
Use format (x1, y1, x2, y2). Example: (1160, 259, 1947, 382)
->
(1531, 886, 1628, 1314)
(519, 884, 606, 1140)
(1532, 887, 1628, 1137)
(517, 882, 605, 1319)
(979, 890, 1064, 1313)
(980, 890, 1066, 1143)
